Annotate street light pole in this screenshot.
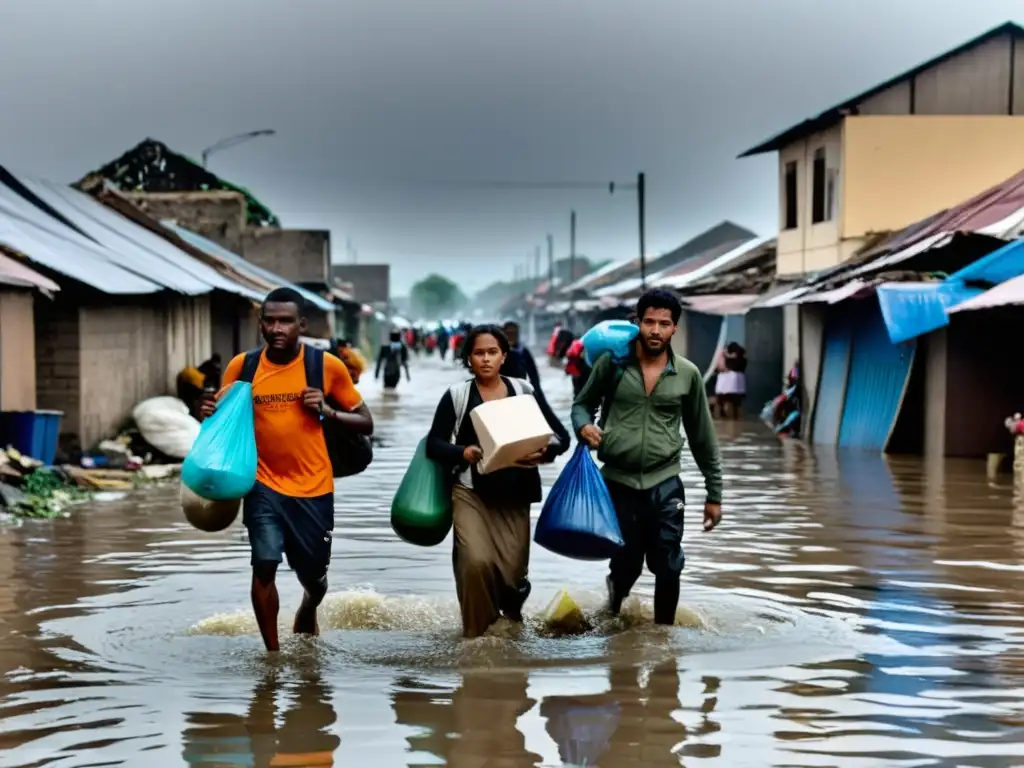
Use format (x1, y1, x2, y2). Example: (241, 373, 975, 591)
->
(201, 129, 276, 167)
(638, 172, 647, 290)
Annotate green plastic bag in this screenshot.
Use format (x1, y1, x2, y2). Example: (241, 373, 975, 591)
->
(391, 438, 453, 547)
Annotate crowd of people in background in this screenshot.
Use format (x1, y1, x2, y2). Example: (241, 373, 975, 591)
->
(174, 317, 802, 439)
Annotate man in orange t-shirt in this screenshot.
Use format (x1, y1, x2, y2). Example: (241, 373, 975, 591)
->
(201, 287, 373, 652)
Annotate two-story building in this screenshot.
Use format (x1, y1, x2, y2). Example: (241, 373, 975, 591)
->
(740, 21, 1024, 425)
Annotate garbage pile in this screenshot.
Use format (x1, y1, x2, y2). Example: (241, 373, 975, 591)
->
(0, 440, 182, 520)
(0, 447, 92, 518)
(1, 396, 198, 521)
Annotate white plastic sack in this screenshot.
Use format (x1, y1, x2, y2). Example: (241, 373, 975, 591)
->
(132, 396, 200, 459)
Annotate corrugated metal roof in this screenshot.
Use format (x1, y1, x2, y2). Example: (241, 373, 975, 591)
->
(11, 174, 263, 301)
(948, 271, 1024, 312)
(796, 279, 873, 305)
(163, 222, 336, 312)
(0, 178, 162, 294)
(0, 250, 60, 292)
(594, 252, 723, 299)
(561, 258, 637, 292)
(656, 236, 775, 291)
(861, 168, 1024, 261)
(683, 294, 762, 315)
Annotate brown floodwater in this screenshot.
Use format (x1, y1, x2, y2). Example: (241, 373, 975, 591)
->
(2, 356, 1024, 767)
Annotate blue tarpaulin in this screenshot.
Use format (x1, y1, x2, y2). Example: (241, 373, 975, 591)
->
(876, 238, 1024, 343)
(947, 238, 1024, 285)
(876, 282, 983, 344)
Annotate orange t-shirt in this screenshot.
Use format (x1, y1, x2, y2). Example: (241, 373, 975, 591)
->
(220, 347, 363, 498)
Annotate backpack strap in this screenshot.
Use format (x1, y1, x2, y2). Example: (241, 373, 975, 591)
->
(598, 353, 627, 430)
(303, 344, 326, 393)
(448, 380, 473, 444)
(508, 377, 533, 396)
(239, 348, 263, 384)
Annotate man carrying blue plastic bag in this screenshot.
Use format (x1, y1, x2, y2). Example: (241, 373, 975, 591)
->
(200, 288, 373, 652)
(571, 289, 723, 625)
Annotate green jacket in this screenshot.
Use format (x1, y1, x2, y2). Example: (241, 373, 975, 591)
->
(570, 349, 722, 502)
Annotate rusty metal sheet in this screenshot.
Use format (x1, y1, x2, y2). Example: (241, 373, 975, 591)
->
(0, 250, 60, 292)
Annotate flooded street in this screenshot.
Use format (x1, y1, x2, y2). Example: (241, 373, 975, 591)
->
(3, 356, 1024, 766)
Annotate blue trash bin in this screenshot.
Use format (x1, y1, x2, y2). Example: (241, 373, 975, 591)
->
(0, 410, 63, 465)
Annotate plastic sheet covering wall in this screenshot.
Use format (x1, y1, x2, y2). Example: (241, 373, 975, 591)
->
(742, 308, 784, 416)
(838, 299, 915, 451)
(685, 311, 722, 380)
(876, 282, 982, 344)
(811, 314, 853, 445)
(165, 295, 212, 390)
(698, 313, 746, 383)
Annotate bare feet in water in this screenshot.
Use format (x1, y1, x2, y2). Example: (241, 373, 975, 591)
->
(293, 595, 319, 636)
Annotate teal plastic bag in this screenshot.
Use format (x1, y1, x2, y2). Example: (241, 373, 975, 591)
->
(391, 439, 453, 547)
(181, 381, 257, 501)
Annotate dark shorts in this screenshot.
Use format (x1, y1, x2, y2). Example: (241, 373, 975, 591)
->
(243, 481, 335, 588)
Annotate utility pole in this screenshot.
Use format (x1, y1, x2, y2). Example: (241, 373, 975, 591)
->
(638, 172, 647, 290)
(608, 172, 648, 290)
(568, 210, 577, 329)
(547, 234, 554, 290)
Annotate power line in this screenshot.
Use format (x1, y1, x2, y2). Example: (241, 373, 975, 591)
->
(286, 175, 639, 192)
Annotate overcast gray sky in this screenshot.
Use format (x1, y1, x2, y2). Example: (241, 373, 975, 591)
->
(2, 0, 1023, 293)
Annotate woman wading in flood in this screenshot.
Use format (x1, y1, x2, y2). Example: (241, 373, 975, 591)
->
(427, 324, 569, 638)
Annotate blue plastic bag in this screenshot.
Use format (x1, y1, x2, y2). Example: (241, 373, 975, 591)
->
(581, 320, 638, 367)
(181, 381, 257, 501)
(534, 443, 624, 560)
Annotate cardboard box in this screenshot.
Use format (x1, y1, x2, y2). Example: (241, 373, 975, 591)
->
(470, 395, 554, 474)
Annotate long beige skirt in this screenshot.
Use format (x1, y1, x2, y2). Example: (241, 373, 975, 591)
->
(451, 485, 531, 638)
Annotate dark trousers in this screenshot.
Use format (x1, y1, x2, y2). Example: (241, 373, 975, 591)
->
(606, 476, 685, 624)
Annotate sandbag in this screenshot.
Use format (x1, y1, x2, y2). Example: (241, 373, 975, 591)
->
(581, 320, 638, 367)
(391, 438, 452, 547)
(180, 482, 241, 532)
(181, 381, 257, 501)
(534, 442, 624, 560)
(132, 396, 200, 459)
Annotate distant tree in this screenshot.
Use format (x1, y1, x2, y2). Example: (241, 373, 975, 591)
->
(409, 274, 467, 319)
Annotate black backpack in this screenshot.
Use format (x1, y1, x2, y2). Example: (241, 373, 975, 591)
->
(239, 345, 373, 478)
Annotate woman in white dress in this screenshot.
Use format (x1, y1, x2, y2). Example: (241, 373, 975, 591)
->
(714, 342, 747, 419)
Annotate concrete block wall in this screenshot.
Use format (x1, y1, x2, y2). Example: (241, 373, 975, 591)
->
(79, 303, 168, 447)
(125, 192, 248, 254)
(242, 228, 330, 284)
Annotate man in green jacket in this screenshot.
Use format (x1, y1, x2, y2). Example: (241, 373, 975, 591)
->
(571, 289, 723, 624)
